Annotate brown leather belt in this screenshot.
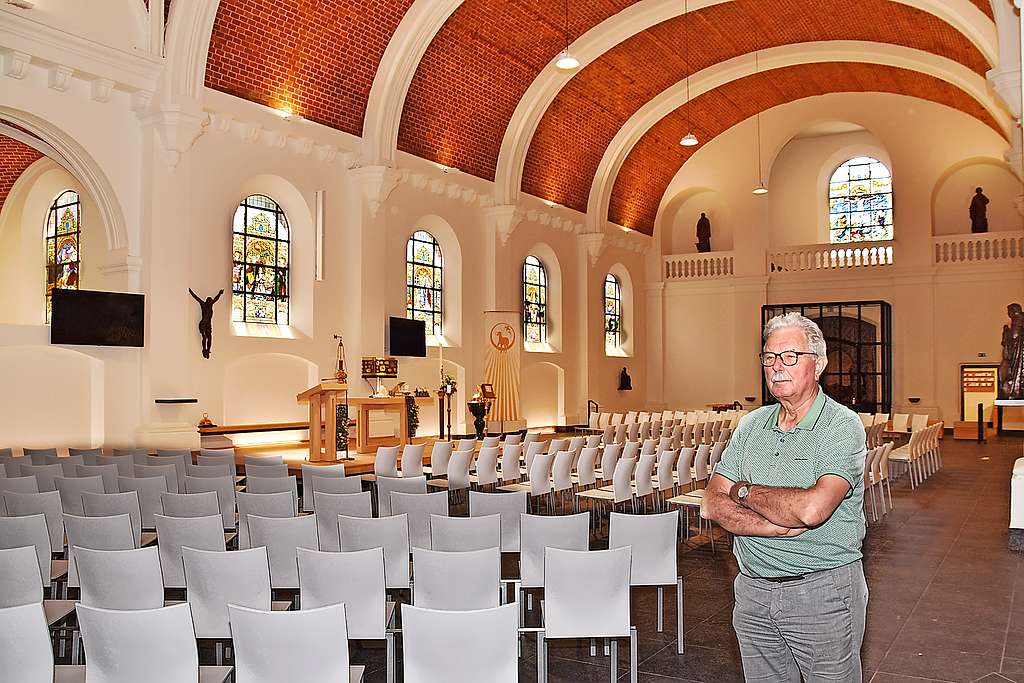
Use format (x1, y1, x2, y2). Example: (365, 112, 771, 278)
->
(757, 574, 806, 583)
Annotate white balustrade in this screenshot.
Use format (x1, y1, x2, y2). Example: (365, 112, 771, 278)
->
(663, 252, 735, 280)
(932, 231, 1024, 265)
(767, 241, 893, 273)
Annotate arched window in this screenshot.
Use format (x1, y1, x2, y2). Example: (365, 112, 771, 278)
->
(828, 156, 893, 243)
(522, 255, 547, 344)
(45, 190, 81, 323)
(232, 194, 290, 324)
(406, 230, 443, 336)
(604, 273, 622, 351)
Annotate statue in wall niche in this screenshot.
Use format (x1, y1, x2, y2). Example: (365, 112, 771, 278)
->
(970, 187, 989, 233)
(618, 367, 633, 391)
(1000, 302, 1024, 399)
(189, 288, 223, 359)
(695, 212, 712, 253)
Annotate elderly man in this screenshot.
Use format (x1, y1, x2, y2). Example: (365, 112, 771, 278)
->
(701, 312, 867, 682)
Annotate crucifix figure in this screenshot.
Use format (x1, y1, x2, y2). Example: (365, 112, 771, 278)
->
(188, 288, 224, 359)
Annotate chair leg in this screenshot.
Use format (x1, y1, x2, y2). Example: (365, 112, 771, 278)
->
(630, 626, 638, 683)
(538, 632, 546, 683)
(676, 576, 685, 654)
(610, 638, 618, 683)
(656, 586, 664, 632)
(385, 631, 395, 683)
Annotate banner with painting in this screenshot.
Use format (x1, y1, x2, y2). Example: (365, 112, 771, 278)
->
(483, 311, 521, 424)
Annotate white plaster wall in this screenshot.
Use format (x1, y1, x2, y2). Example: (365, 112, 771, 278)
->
(933, 161, 1023, 235)
(0, 3, 148, 54)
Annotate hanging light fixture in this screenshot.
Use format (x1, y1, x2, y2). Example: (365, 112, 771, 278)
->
(554, 0, 580, 72)
(751, 51, 768, 195)
(679, 0, 699, 147)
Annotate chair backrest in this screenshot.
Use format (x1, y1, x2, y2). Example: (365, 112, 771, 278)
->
(576, 447, 599, 487)
(551, 451, 574, 492)
(338, 514, 410, 590)
(236, 490, 294, 549)
(244, 454, 283, 467)
(229, 603, 352, 683)
(588, 412, 601, 429)
(584, 434, 601, 449)
(24, 448, 57, 463)
(547, 438, 567, 455)
(377, 475, 427, 517)
(503, 433, 522, 446)
(499, 444, 521, 483)
(709, 441, 727, 470)
(187, 462, 234, 479)
(481, 436, 500, 448)
(858, 412, 872, 427)
(246, 475, 299, 514)
(54, 475, 104, 516)
(296, 547, 385, 639)
(0, 545, 44, 607)
(195, 455, 236, 471)
(77, 603, 200, 683)
(64, 513, 136, 587)
(148, 452, 189, 491)
(519, 512, 589, 588)
(116, 475, 167, 529)
(153, 513, 225, 588)
(626, 422, 640, 441)
(475, 446, 500, 486)
(681, 423, 695, 448)
(892, 413, 910, 432)
(522, 432, 541, 445)
(313, 491, 373, 552)
(400, 443, 426, 477)
(76, 464, 119, 493)
(640, 437, 657, 456)
(692, 444, 712, 482)
(873, 412, 890, 427)
(446, 450, 473, 492)
(601, 425, 615, 444)
(309, 473, 363, 499)
(0, 516, 51, 589)
(374, 446, 401, 478)
(182, 546, 271, 639)
(608, 511, 678, 586)
(96, 454, 135, 477)
(0, 602, 54, 682)
(428, 441, 454, 477)
(611, 457, 636, 504)
(429, 513, 500, 552)
(676, 447, 695, 488)
(3, 489, 62, 549)
(528, 453, 554, 496)
(111, 447, 148, 459)
(633, 454, 657, 498)
(543, 546, 631, 639)
(392, 490, 448, 550)
(910, 413, 929, 432)
(599, 443, 622, 479)
(524, 441, 545, 476)
(132, 463, 178, 494)
(412, 547, 500, 610)
(300, 463, 346, 512)
(244, 463, 289, 478)
(82, 491, 142, 545)
(469, 490, 527, 552)
(183, 475, 236, 530)
(15, 464, 61, 492)
(613, 423, 627, 444)
(44, 453, 85, 477)
(0, 476, 40, 497)
(199, 447, 235, 460)
(621, 441, 640, 460)
(456, 438, 477, 453)
(879, 441, 894, 479)
(248, 513, 318, 590)
(402, 602, 518, 683)
(655, 449, 678, 493)
(160, 490, 220, 519)
(76, 545, 164, 610)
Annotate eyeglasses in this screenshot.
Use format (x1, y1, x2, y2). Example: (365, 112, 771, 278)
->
(759, 350, 817, 367)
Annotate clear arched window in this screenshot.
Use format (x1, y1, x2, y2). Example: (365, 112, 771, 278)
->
(828, 156, 893, 243)
(604, 273, 622, 351)
(406, 230, 443, 336)
(523, 255, 547, 344)
(45, 190, 81, 323)
(231, 194, 290, 324)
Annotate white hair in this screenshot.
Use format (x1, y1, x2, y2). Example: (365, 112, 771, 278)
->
(763, 313, 827, 357)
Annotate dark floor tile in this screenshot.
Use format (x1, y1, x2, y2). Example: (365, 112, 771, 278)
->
(999, 656, 1024, 682)
(877, 645, 1002, 682)
(635, 643, 743, 682)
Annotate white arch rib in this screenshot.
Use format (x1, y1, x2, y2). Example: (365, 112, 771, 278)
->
(361, 0, 465, 166)
(161, 0, 222, 99)
(493, 0, 997, 206)
(585, 41, 1014, 232)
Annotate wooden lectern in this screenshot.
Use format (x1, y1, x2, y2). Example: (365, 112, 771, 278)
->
(296, 382, 348, 462)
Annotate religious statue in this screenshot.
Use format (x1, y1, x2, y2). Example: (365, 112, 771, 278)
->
(970, 187, 989, 233)
(1000, 302, 1024, 399)
(695, 212, 712, 253)
(188, 288, 223, 359)
(618, 366, 633, 391)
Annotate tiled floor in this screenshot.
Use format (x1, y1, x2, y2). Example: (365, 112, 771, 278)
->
(355, 435, 1024, 682)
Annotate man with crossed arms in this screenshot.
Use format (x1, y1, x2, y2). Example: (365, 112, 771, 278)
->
(701, 313, 868, 682)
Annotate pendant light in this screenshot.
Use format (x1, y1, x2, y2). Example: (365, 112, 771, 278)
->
(679, 0, 699, 147)
(555, 0, 580, 72)
(751, 50, 768, 195)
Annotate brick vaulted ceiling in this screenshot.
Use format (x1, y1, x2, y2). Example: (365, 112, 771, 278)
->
(0, 133, 43, 215)
(204, 0, 1000, 235)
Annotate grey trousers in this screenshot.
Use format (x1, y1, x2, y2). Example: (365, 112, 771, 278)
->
(732, 561, 868, 682)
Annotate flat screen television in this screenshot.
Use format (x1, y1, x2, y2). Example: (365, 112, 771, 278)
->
(51, 289, 145, 347)
(388, 316, 426, 357)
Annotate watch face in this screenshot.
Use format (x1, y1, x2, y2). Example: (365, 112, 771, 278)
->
(738, 485, 750, 499)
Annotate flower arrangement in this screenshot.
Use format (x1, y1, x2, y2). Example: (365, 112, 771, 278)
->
(405, 394, 420, 437)
(440, 373, 457, 395)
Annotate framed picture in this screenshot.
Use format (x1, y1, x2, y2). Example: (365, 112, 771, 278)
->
(480, 383, 496, 399)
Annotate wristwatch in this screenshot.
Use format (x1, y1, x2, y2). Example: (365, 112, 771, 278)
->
(737, 484, 751, 502)
(729, 480, 752, 505)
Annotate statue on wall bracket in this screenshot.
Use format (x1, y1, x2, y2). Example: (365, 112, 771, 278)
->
(695, 212, 712, 253)
(970, 187, 989, 233)
(189, 288, 223, 359)
(1000, 302, 1024, 399)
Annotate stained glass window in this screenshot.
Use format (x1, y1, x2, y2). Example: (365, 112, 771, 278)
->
(829, 157, 893, 243)
(604, 273, 622, 351)
(522, 255, 547, 344)
(406, 230, 443, 336)
(231, 194, 290, 324)
(45, 190, 81, 323)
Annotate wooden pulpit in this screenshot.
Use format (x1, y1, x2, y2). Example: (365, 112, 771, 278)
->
(297, 382, 348, 462)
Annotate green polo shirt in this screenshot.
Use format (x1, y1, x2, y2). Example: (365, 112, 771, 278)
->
(715, 389, 866, 578)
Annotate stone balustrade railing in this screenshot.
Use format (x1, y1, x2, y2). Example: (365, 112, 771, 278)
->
(767, 241, 894, 273)
(664, 252, 735, 280)
(932, 231, 1024, 265)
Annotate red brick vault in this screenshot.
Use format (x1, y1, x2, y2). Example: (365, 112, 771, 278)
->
(0, 134, 44, 216)
(203, 0, 1001, 236)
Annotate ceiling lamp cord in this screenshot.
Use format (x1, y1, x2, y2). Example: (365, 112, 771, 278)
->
(680, 0, 699, 146)
(555, 0, 580, 72)
(752, 50, 768, 195)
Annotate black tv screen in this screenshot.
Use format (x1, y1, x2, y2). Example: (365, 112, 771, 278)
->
(388, 316, 426, 357)
(51, 289, 145, 347)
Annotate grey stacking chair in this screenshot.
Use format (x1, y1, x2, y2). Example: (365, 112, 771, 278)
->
(116, 475, 167, 529)
(0, 476, 40, 496)
(4, 490, 63, 552)
(0, 546, 46, 607)
(182, 546, 271, 640)
(402, 603, 518, 683)
(244, 463, 289, 478)
(429, 513, 501, 552)
(412, 547, 501, 611)
(469, 490, 528, 553)
(199, 447, 234, 458)
(338, 514, 410, 591)
(309, 473, 363, 501)
(248, 513, 318, 589)
(300, 463, 345, 512)
(313, 491, 373, 552)
(149, 452, 190, 492)
(391, 490, 448, 550)
(53, 475, 104, 516)
(96, 454, 134, 477)
(184, 475, 236, 530)
(159, 491, 220, 519)
(0, 602, 54, 683)
(82, 491, 143, 545)
(63, 513, 136, 588)
(244, 454, 284, 468)
(132, 463, 178, 494)
(0, 516, 53, 594)
(44, 453, 84, 476)
(75, 546, 164, 610)
(153, 513, 226, 589)
(16, 464, 62, 492)
(423, 441, 453, 477)
(401, 443, 426, 478)
(186, 462, 234, 478)
(372, 446, 401, 480)
(69, 447, 103, 463)
(236, 491, 294, 549)
(76, 464, 119, 493)
(24, 448, 57, 465)
(377, 475, 426, 517)
(196, 455, 236, 471)
(246, 475, 299, 514)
